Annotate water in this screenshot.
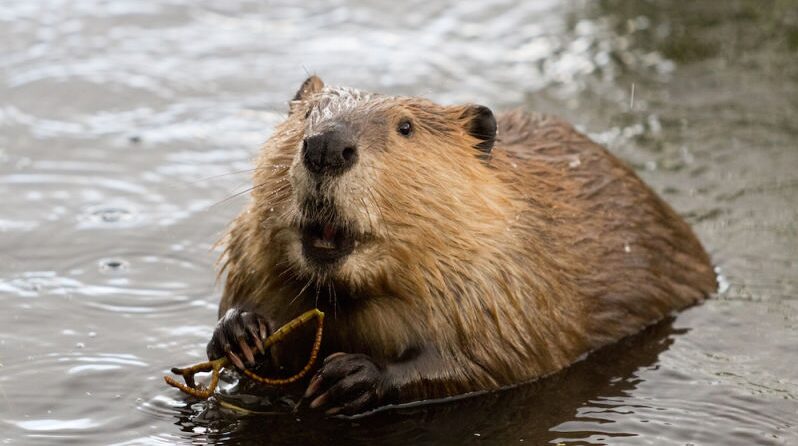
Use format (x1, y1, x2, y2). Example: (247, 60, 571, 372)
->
(1, 0, 796, 444)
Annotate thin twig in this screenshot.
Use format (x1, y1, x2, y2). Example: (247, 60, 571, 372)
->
(164, 308, 325, 399)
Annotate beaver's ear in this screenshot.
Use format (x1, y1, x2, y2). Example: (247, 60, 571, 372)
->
(289, 75, 324, 114)
(292, 75, 324, 102)
(461, 104, 497, 156)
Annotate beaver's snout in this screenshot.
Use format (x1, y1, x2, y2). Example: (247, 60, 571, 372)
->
(302, 124, 358, 176)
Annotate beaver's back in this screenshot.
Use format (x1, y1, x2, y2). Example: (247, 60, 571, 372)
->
(495, 110, 716, 350)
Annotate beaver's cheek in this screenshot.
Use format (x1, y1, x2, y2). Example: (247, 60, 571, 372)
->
(337, 243, 389, 286)
(287, 151, 319, 194)
(274, 228, 305, 271)
(288, 170, 312, 204)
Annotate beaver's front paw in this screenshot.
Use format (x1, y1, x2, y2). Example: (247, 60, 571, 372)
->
(206, 308, 271, 370)
(303, 352, 384, 416)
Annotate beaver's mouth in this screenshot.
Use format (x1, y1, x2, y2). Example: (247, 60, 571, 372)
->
(300, 221, 356, 265)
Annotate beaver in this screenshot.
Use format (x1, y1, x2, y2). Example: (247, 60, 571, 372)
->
(206, 75, 716, 415)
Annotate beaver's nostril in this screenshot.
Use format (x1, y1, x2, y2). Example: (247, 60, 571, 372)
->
(302, 127, 357, 175)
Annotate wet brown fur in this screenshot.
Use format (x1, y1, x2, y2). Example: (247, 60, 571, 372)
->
(217, 78, 716, 402)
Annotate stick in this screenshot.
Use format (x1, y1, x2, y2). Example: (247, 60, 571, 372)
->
(164, 308, 324, 399)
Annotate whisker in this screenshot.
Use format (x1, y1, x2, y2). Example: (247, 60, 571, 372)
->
(366, 187, 391, 241)
(187, 163, 293, 186)
(209, 181, 270, 209)
(359, 196, 375, 236)
(187, 168, 258, 185)
(314, 277, 322, 309)
(211, 180, 292, 211)
(331, 280, 339, 321)
(327, 281, 336, 320)
(277, 264, 297, 280)
(289, 276, 315, 306)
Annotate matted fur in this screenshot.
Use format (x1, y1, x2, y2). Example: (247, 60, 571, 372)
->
(217, 77, 716, 401)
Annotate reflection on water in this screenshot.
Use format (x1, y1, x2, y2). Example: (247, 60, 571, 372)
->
(1, 0, 796, 444)
(167, 318, 699, 445)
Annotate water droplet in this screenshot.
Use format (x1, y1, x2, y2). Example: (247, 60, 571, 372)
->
(99, 258, 129, 273)
(90, 207, 134, 224)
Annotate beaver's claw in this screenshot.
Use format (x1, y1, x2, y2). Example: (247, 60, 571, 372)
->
(206, 308, 271, 369)
(302, 352, 384, 416)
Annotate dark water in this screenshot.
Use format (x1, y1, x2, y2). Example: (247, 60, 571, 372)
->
(1, 0, 797, 444)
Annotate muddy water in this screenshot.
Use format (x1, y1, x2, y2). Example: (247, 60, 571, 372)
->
(1, 0, 797, 444)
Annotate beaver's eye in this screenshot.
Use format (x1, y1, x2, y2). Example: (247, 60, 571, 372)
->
(397, 120, 413, 137)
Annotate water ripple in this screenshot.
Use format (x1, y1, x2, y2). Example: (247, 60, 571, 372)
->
(1, 0, 797, 444)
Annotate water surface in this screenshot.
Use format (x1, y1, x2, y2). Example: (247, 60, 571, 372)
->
(1, 0, 797, 444)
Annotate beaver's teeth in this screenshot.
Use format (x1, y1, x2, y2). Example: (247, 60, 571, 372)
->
(312, 238, 336, 250)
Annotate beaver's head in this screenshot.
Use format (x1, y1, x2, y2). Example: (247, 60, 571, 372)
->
(252, 76, 510, 297)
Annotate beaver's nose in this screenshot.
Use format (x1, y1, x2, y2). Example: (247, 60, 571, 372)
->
(302, 127, 358, 176)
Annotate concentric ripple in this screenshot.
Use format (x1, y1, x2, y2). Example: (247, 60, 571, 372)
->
(1, 0, 797, 444)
